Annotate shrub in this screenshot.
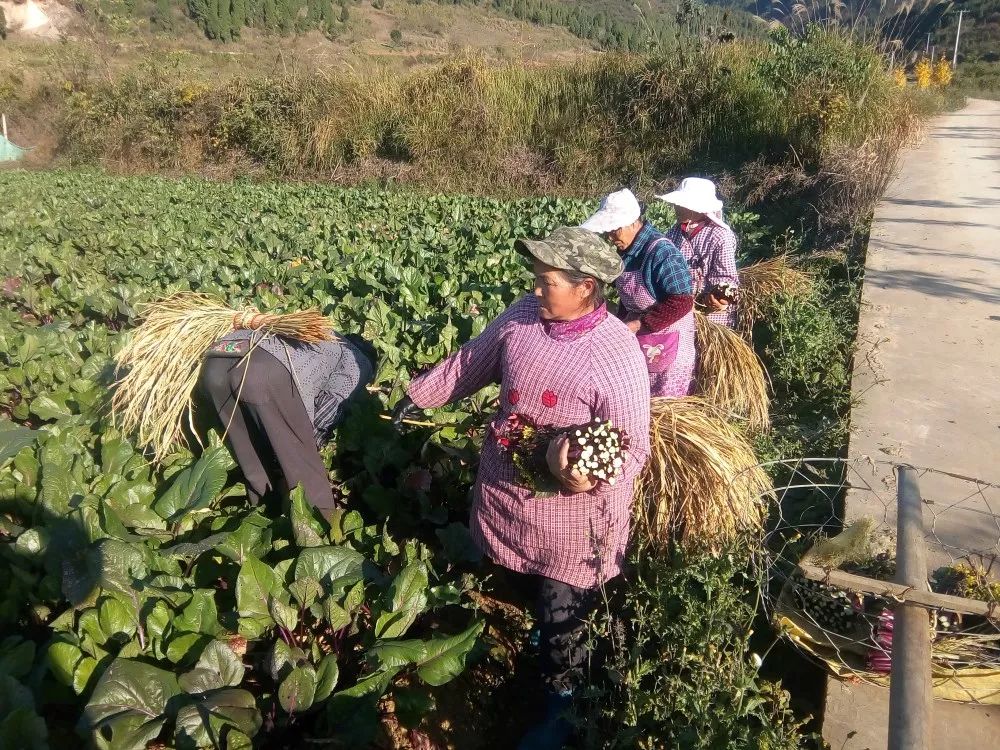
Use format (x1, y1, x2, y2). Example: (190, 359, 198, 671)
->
(580, 546, 814, 749)
(915, 58, 933, 89)
(933, 59, 954, 87)
(44, 28, 942, 231)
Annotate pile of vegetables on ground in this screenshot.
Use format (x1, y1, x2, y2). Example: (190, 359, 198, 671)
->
(0, 170, 858, 748)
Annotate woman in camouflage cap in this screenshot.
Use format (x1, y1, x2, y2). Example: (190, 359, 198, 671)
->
(393, 226, 651, 749)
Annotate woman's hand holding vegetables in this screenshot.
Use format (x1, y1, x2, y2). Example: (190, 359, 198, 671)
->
(702, 291, 730, 312)
(546, 434, 597, 494)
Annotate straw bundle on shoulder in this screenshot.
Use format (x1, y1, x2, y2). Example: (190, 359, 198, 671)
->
(693, 311, 770, 433)
(113, 292, 334, 463)
(737, 256, 813, 337)
(636, 397, 770, 553)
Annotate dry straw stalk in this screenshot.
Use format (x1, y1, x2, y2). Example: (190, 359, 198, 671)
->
(636, 396, 771, 553)
(112, 292, 334, 463)
(693, 311, 770, 433)
(737, 256, 813, 337)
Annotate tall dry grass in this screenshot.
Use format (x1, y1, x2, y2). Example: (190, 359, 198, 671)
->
(637, 397, 771, 553)
(48, 28, 935, 225)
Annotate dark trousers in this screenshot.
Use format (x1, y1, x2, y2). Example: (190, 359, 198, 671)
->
(508, 571, 603, 695)
(199, 348, 336, 514)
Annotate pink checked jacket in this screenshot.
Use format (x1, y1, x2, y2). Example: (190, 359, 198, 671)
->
(408, 296, 651, 588)
(666, 221, 740, 328)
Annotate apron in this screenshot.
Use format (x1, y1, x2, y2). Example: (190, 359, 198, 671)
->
(615, 248, 697, 398)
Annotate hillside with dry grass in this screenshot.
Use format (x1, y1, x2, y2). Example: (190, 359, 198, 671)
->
(2, 26, 958, 240)
(704, 0, 998, 94)
(0, 0, 593, 73)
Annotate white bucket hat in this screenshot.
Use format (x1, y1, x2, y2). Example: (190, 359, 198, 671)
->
(656, 177, 730, 231)
(579, 188, 642, 233)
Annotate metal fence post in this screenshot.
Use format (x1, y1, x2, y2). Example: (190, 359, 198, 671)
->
(888, 465, 931, 750)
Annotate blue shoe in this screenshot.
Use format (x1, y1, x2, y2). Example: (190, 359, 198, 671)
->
(517, 690, 573, 750)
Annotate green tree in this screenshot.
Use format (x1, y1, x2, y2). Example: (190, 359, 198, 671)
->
(339, 1, 349, 21)
(306, 0, 320, 25)
(215, 0, 233, 40)
(262, 0, 276, 28)
(390, 27, 402, 44)
(278, 0, 297, 33)
(186, 0, 216, 35)
(245, 0, 261, 25)
(1, 5, 8, 40)
(152, 0, 174, 30)
(231, 0, 247, 32)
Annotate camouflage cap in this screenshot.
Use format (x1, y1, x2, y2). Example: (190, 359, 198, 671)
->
(514, 226, 623, 284)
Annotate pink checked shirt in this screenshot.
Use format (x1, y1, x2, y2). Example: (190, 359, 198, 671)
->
(666, 221, 740, 328)
(407, 296, 651, 588)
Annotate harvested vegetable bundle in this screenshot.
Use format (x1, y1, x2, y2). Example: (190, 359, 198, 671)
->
(712, 281, 739, 303)
(113, 292, 334, 463)
(568, 419, 630, 485)
(791, 576, 861, 635)
(737, 256, 813, 337)
(867, 609, 895, 674)
(693, 312, 770, 433)
(636, 396, 770, 552)
(496, 414, 629, 495)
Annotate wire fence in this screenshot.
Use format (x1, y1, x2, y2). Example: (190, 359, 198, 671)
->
(755, 457, 1000, 704)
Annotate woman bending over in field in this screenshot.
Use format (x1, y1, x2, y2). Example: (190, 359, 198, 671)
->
(199, 331, 376, 517)
(581, 188, 696, 397)
(660, 177, 741, 329)
(392, 227, 651, 750)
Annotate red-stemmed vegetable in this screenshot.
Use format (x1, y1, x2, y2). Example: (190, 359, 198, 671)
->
(496, 414, 630, 495)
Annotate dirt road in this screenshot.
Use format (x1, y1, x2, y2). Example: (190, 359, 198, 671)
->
(824, 97, 1000, 748)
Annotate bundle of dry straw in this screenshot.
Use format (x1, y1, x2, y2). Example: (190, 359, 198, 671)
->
(693, 311, 770, 433)
(113, 292, 334, 462)
(636, 397, 771, 553)
(737, 256, 813, 337)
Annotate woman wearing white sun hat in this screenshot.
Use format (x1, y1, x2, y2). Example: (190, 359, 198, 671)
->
(580, 188, 697, 398)
(658, 177, 740, 329)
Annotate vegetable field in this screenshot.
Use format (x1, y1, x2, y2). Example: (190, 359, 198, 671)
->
(0, 169, 830, 749)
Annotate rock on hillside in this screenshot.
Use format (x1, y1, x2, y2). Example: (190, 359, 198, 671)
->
(1, 0, 69, 38)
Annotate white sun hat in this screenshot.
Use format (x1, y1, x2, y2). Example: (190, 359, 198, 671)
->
(579, 188, 642, 233)
(656, 177, 730, 230)
(656, 177, 724, 215)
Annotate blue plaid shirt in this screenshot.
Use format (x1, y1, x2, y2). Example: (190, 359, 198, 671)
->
(620, 223, 692, 300)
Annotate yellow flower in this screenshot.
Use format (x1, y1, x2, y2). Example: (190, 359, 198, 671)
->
(915, 58, 933, 90)
(892, 68, 907, 88)
(175, 83, 208, 106)
(933, 59, 953, 87)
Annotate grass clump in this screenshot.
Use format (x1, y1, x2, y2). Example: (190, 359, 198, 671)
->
(637, 397, 770, 554)
(694, 313, 771, 433)
(36, 26, 939, 232)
